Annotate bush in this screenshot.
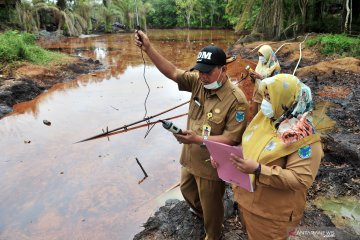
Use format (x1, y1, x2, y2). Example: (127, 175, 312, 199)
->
(306, 34, 360, 57)
(0, 31, 65, 65)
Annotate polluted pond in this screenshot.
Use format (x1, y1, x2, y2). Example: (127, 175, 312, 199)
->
(315, 196, 360, 235)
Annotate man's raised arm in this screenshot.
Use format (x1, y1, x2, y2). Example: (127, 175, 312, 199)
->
(135, 30, 178, 82)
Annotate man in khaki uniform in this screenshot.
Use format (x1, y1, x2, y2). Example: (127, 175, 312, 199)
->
(135, 30, 248, 240)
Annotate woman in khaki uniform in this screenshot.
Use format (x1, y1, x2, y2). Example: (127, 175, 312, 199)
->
(250, 45, 281, 118)
(230, 74, 323, 239)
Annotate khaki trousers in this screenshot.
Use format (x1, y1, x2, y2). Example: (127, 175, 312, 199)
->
(240, 207, 300, 240)
(180, 167, 225, 240)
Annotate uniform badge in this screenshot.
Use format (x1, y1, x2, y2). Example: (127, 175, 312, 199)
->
(202, 124, 211, 138)
(298, 145, 312, 159)
(235, 111, 245, 122)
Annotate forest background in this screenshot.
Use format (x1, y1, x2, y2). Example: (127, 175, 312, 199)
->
(0, 0, 359, 40)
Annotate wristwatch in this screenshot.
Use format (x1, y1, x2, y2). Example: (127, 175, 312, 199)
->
(254, 163, 261, 178)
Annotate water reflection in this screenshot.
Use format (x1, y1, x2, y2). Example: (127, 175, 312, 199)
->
(1, 30, 240, 240)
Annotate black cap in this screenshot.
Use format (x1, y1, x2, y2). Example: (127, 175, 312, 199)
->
(191, 45, 226, 73)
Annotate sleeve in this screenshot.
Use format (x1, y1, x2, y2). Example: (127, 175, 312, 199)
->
(222, 101, 249, 144)
(268, 60, 281, 77)
(257, 141, 323, 191)
(175, 69, 199, 92)
(252, 79, 263, 104)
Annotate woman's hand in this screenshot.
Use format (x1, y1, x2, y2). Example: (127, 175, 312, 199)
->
(250, 72, 264, 80)
(230, 153, 259, 174)
(210, 156, 219, 169)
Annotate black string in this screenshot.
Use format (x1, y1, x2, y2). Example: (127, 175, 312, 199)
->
(140, 49, 152, 138)
(144, 123, 156, 138)
(140, 49, 150, 119)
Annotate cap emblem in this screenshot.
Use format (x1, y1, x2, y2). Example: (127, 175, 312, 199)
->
(197, 51, 212, 61)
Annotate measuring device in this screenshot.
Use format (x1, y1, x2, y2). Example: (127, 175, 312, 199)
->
(160, 120, 185, 135)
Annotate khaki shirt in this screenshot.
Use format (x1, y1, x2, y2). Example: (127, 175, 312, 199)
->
(176, 69, 248, 180)
(252, 79, 263, 104)
(234, 141, 324, 222)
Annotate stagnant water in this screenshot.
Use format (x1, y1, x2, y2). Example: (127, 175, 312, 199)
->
(0, 30, 238, 239)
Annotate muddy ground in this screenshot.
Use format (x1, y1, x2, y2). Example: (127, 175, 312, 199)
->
(0, 36, 359, 239)
(0, 57, 103, 118)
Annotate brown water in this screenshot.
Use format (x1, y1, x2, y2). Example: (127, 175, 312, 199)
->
(0, 30, 238, 240)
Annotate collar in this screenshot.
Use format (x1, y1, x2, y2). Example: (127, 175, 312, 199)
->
(207, 77, 232, 101)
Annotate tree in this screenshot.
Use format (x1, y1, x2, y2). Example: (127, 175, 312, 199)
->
(176, 0, 197, 29)
(298, 0, 309, 33)
(147, 0, 177, 28)
(252, 0, 283, 40)
(233, 0, 256, 33)
(15, 1, 88, 36)
(344, 0, 352, 33)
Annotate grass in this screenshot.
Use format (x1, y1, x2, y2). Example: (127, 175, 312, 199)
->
(306, 34, 360, 57)
(0, 31, 67, 68)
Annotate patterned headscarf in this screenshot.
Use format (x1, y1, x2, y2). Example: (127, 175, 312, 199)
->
(255, 45, 281, 78)
(242, 74, 320, 165)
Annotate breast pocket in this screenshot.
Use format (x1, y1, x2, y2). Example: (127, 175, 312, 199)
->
(208, 115, 224, 135)
(189, 102, 203, 120)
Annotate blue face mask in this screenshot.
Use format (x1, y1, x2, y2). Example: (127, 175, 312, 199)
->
(260, 99, 274, 118)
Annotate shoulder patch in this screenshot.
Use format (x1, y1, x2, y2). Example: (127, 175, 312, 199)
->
(298, 145, 312, 159)
(235, 111, 245, 122)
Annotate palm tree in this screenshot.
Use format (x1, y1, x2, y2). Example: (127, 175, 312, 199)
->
(15, 1, 88, 36)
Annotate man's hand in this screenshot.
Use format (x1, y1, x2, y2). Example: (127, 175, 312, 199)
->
(230, 153, 259, 174)
(134, 30, 150, 51)
(173, 130, 202, 145)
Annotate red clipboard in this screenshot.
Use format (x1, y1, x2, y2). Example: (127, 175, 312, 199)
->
(204, 140, 254, 192)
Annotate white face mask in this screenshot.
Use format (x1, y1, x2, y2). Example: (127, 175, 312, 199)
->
(260, 99, 274, 118)
(203, 67, 223, 90)
(204, 81, 222, 90)
(259, 56, 266, 64)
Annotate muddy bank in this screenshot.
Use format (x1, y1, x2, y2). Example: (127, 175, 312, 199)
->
(0, 57, 103, 118)
(135, 40, 360, 239)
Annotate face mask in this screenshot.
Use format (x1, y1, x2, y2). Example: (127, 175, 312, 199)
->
(259, 56, 266, 64)
(203, 67, 223, 90)
(260, 99, 274, 118)
(204, 81, 222, 90)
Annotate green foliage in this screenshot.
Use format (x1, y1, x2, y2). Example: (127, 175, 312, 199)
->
(244, 2, 260, 30)
(147, 0, 177, 28)
(306, 34, 360, 57)
(0, 31, 65, 65)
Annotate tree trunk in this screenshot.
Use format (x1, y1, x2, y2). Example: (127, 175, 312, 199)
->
(235, 0, 255, 33)
(344, 0, 351, 33)
(252, 0, 283, 40)
(298, 0, 308, 33)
